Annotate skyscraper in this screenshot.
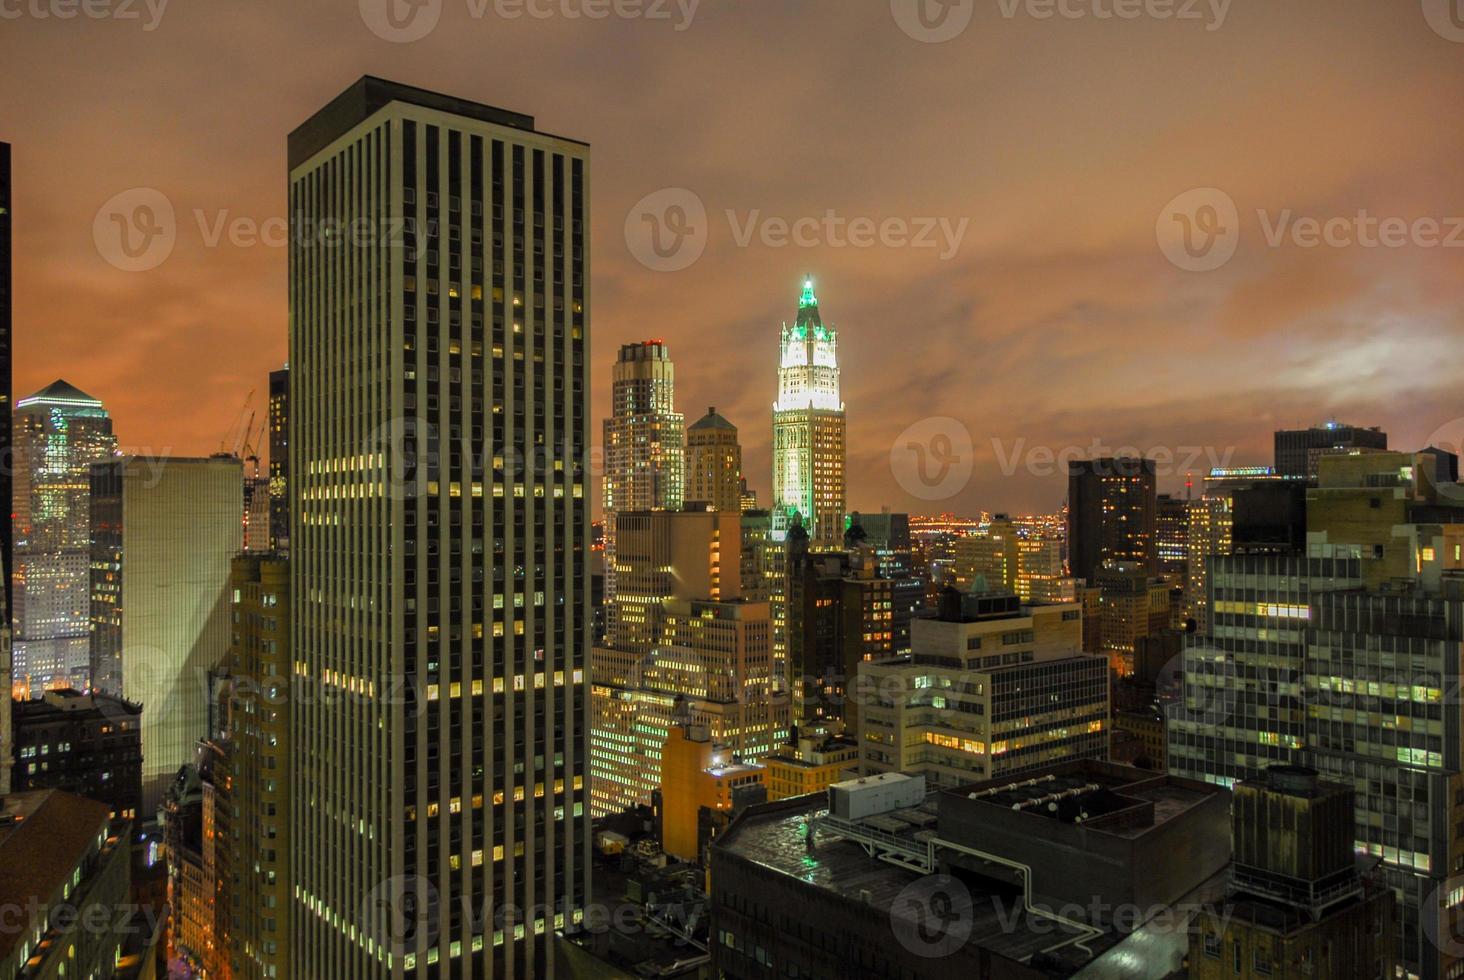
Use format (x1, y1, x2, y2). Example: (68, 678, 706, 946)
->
(602, 341, 683, 600)
(288, 77, 589, 977)
(772, 279, 846, 550)
(11, 380, 116, 690)
(1, 141, 13, 616)
(685, 406, 742, 513)
(1066, 457, 1156, 583)
(267, 366, 288, 552)
(89, 455, 243, 815)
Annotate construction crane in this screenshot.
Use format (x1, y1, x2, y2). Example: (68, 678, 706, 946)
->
(220, 389, 256, 459)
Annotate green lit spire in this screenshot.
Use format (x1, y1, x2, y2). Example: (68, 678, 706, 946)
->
(799, 277, 817, 309)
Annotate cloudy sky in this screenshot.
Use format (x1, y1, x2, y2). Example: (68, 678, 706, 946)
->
(3, 0, 1462, 515)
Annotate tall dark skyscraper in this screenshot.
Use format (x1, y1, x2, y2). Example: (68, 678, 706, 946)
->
(267, 365, 288, 552)
(1, 142, 14, 611)
(288, 77, 589, 977)
(1274, 422, 1387, 480)
(1066, 457, 1157, 584)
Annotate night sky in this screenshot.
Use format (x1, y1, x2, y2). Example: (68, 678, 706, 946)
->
(4, 0, 1462, 515)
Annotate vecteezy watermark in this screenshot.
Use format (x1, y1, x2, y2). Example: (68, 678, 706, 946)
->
(624, 189, 970, 271)
(0, 0, 169, 30)
(890, 874, 973, 958)
(93, 188, 176, 273)
(361, 876, 439, 957)
(359, 0, 699, 43)
(990, 438, 1236, 478)
(891, 418, 975, 502)
(624, 188, 709, 273)
(1156, 187, 1240, 273)
(1421, 0, 1464, 42)
(891, 0, 1229, 43)
(1159, 187, 1464, 272)
(1422, 418, 1464, 503)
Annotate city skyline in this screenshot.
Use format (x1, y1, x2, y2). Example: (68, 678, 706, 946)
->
(5, 1, 1463, 514)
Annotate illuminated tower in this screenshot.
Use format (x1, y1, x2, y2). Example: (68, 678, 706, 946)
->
(772, 279, 846, 550)
(685, 407, 742, 513)
(12, 380, 117, 691)
(602, 341, 683, 608)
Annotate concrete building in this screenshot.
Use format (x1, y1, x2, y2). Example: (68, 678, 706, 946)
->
(684, 407, 742, 513)
(221, 554, 290, 980)
(772, 280, 845, 550)
(164, 745, 230, 977)
(710, 760, 1231, 979)
(761, 732, 858, 801)
(88, 455, 242, 816)
(11, 380, 116, 691)
(857, 589, 1107, 787)
(603, 341, 684, 601)
(1274, 422, 1387, 480)
(0, 789, 131, 980)
(951, 514, 1019, 593)
(1092, 559, 1172, 677)
(1067, 457, 1157, 583)
(11, 688, 142, 822)
(288, 76, 591, 977)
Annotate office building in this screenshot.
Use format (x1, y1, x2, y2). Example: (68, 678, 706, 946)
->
(1066, 457, 1156, 583)
(89, 455, 242, 816)
(951, 514, 1019, 592)
(684, 407, 742, 513)
(1156, 492, 1189, 579)
(289, 77, 590, 976)
(1091, 559, 1172, 677)
(1, 142, 13, 622)
(11, 380, 116, 691)
(592, 508, 786, 816)
(771, 280, 845, 550)
(710, 761, 1230, 979)
(1189, 766, 1395, 979)
(242, 474, 271, 552)
(11, 688, 142, 822)
(0, 789, 131, 980)
(222, 554, 290, 980)
(164, 744, 230, 976)
(1274, 422, 1387, 480)
(603, 341, 684, 600)
(857, 588, 1107, 787)
(267, 366, 289, 552)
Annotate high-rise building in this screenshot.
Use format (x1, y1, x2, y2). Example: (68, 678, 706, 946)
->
(11, 380, 116, 691)
(1067, 457, 1156, 583)
(857, 588, 1107, 786)
(1016, 534, 1073, 604)
(89, 455, 242, 816)
(1274, 421, 1387, 480)
(657, 723, 766, 863)
(1, 141, 14, 619)
(1091, 559, 1172, 677)
(685, 407, 742, 513)
(772, 279, 845, 550)
(12, 688, 143, 822)
(603, 340, 684, 600)
(242, 474, 271, 552)
(288, 77, 590, 976)
(951, 514, 1019, 592)
(222, 554, 290, 980)
(1155, 492, 1188, 580)
(267, 366, 289, 552)
(592, 509, 787, 816)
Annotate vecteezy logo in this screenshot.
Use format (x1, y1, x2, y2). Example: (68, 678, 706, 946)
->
(359, 0, 443, 42)
(361, 875, 438, 957)
(890, 417, 974, 502)
(890, 0, 975, 43)
(891, 874, 972, 958)
(1422, 418, 1464, 503)
(623, 188, 708, 272)
(93, 188, 176, 272)
(1421, 0, 1464, 41)
(1156, 187, 1240, 272)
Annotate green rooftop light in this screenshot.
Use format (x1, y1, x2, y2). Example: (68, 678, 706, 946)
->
(799, 278, 817, 309)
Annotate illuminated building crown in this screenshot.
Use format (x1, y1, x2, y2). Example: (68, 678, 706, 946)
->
(775, 278, 841, 413)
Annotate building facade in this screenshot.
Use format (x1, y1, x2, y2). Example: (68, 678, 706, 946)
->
(1274, 422, 1387, 480)
(288, 76, 590, 977)
(684, 407, 741, 513)
(772, 280, 845, 551)
(11, 688, 142, 822)
(1067, 457, 1156, 583)
(603, 341, 683, 601)
(11, 380, 116, 691)
(89, 455, 243, 816)
(857, 590, 1108, 787)
(267, 366, 289, 553)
